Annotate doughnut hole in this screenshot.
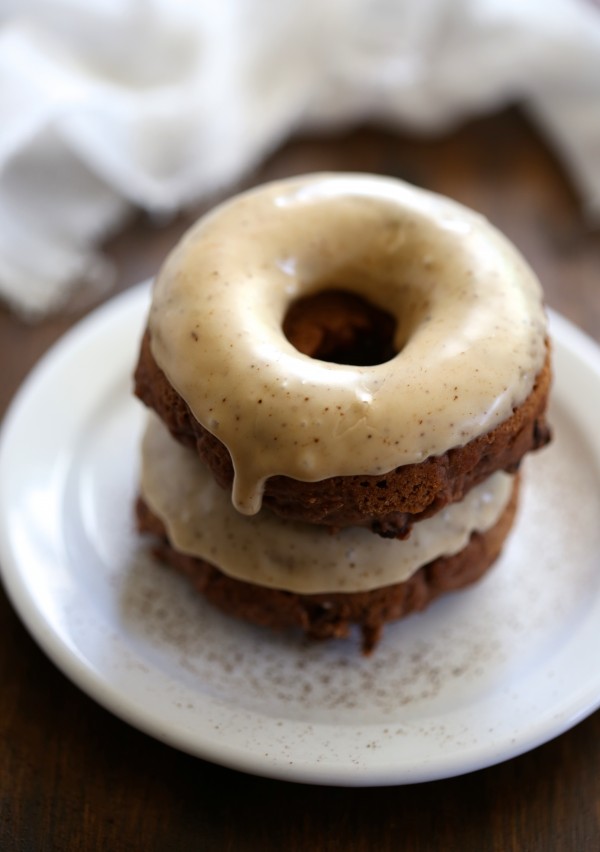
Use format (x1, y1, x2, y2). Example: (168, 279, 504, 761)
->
(282, 289, 398, 366)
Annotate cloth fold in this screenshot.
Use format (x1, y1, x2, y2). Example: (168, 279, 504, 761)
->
(1, 0, 599, 317)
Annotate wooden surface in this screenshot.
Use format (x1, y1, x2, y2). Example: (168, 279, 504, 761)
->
(1, 108, 600, 851)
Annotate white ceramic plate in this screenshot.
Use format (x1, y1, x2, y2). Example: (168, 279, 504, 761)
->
(1, 282, 600, 787)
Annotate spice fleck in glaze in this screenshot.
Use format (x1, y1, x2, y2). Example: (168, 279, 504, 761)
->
(148, 173, 547, 514)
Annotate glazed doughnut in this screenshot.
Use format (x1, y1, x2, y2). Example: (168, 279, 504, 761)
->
(137, 416, 520, 652)
(135, 173, 550, 537)
(140, 414, 516, 594)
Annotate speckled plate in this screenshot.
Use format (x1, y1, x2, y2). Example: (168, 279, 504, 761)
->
(1, 282, 600, 786)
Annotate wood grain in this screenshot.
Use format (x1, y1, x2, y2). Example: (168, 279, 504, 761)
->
(1, 107, 599, 851)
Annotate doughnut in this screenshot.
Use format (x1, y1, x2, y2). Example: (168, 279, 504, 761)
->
(135, 173, 550, 537)
(137, 415, 520, 652)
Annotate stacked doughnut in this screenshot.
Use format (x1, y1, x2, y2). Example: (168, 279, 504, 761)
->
(134, 173, 551, 652)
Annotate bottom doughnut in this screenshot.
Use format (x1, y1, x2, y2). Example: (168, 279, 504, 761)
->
(136, 480, 518, 654)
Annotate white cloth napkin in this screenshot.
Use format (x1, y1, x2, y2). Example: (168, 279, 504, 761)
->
(1, 0, 600, 318)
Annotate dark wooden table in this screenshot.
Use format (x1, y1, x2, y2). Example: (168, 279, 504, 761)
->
(1, 108, 599, 851)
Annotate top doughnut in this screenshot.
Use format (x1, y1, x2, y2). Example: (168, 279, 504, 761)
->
(138, 173, 550, 533)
